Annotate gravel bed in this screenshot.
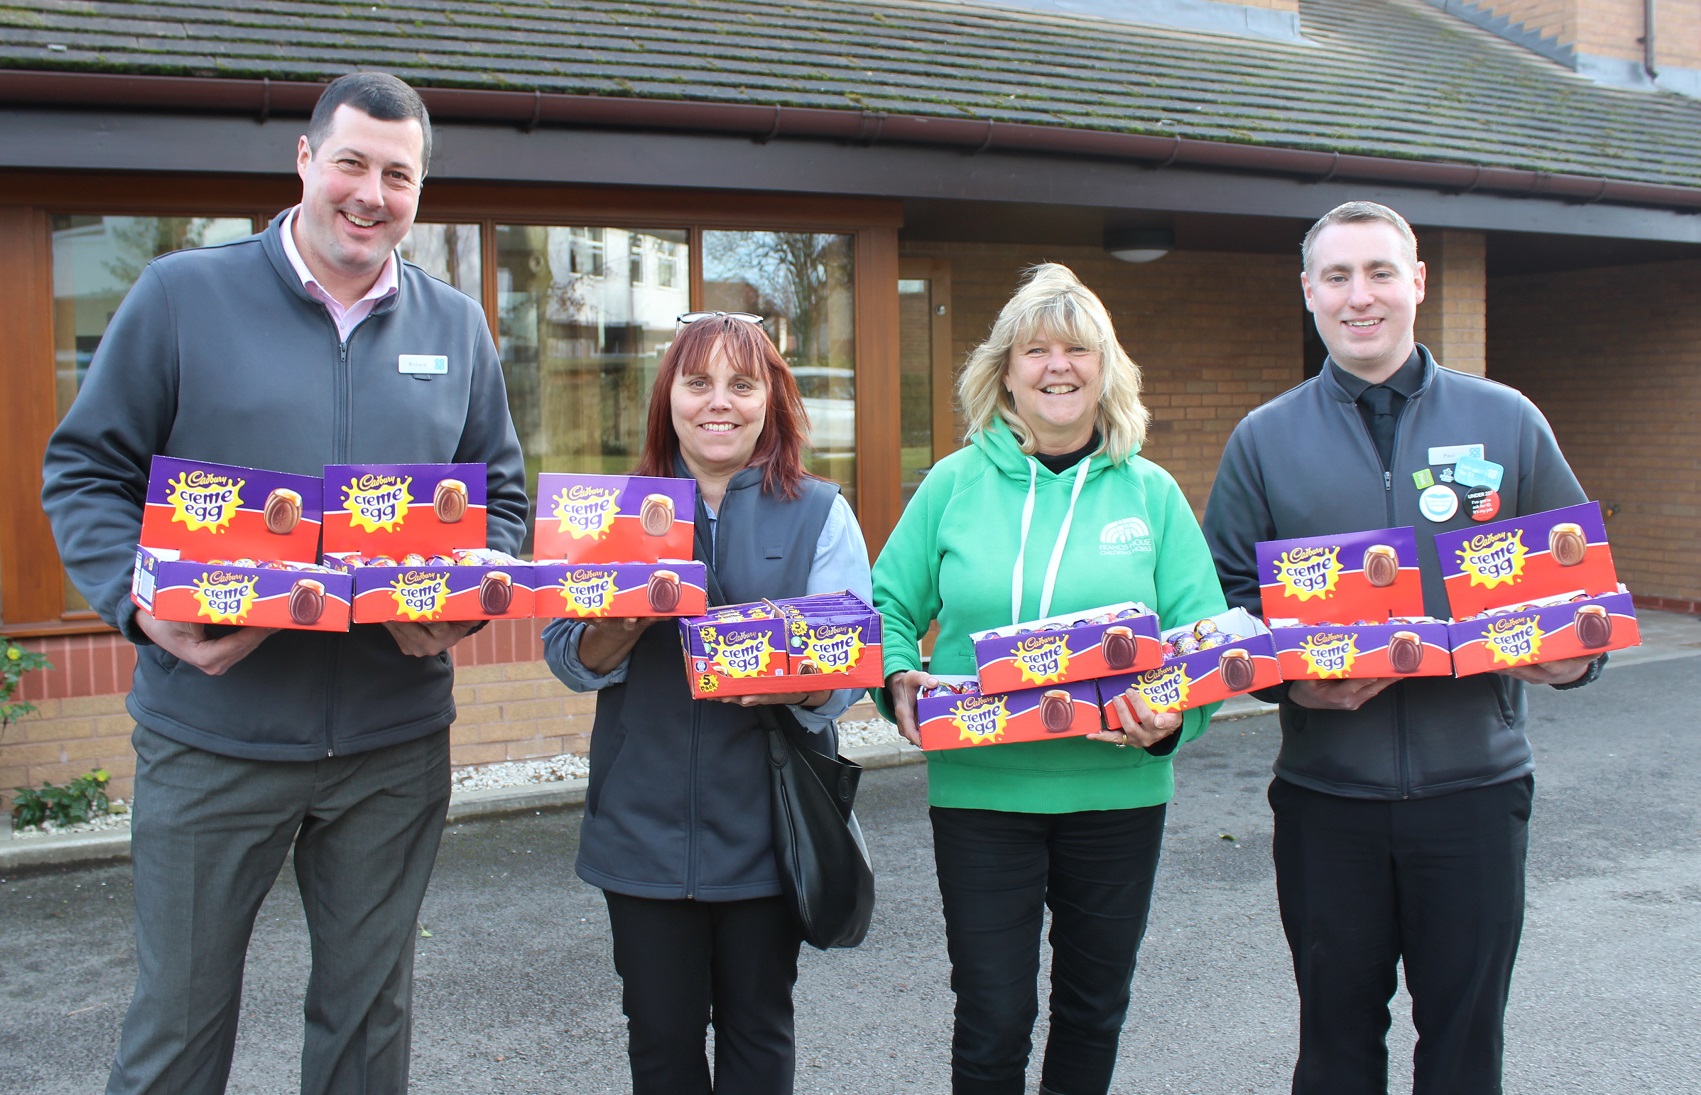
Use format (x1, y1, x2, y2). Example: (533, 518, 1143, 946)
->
(6, 718, 909, 839)
(8, 804, 130, 840)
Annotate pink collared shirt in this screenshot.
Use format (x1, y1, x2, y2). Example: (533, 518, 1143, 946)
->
(280, 206, 400, 343)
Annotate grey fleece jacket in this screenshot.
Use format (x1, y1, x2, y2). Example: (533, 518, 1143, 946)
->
(41, 211, 527, 761)
(1204, 347, 1587, 800)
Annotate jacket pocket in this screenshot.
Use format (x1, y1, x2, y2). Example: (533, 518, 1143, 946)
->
(585, 719, 628, 818)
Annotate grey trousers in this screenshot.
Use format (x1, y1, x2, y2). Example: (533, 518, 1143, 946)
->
(107, 723, 452, 1095)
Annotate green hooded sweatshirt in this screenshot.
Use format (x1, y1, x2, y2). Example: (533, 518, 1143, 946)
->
(872, 417, 1229, 812)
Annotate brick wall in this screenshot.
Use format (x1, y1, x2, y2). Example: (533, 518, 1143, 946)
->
(1488, 258, 1701, 605)
(1, 619, 593, 807)
(899, 241, 1303, 511)
(1474, 1, 1700, 69)
(1414, 230, 1487, 376)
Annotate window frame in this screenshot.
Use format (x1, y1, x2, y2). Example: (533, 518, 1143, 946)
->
(0, 173, 900, 635)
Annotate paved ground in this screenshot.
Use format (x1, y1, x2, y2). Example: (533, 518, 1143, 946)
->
(3, 633, 1699, 1093)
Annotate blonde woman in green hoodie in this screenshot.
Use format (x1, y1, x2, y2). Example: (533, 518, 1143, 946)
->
(873, 263, 1228, 1095)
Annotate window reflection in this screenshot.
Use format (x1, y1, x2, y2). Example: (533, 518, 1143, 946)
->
(50, 214, 255, 612)
(399, 223, 481, 304)
(495, 225, 690, 552)
(703, 231, 856, 509)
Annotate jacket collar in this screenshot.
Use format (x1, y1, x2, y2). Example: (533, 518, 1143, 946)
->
(259, 209, 405, 319)
(1319, 343, 1438, 403)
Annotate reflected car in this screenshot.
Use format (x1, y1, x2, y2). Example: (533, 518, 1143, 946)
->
(791, 366, 856, 456)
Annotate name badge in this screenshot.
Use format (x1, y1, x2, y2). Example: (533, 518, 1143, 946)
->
(398, 354, 448, 376)
(1427, 443, 1483, 465)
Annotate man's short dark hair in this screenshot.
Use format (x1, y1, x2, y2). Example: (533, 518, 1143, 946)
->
(307, 72, 433, 173)
(1301, 201, 1419, 274)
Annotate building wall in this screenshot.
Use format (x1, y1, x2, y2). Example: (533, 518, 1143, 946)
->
(899, 241, 1303, 511)
(1489, 258, 1701, 609)
(1414, 230, 1488, 376)
(1474, 0, 1701, 69)
(2, 620, 595, 807)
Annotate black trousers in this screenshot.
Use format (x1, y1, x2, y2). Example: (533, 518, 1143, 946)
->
(603, 891, 803, 1095)
(930, 804, 1167, 1095)
(1269, 775, 1534, 1095)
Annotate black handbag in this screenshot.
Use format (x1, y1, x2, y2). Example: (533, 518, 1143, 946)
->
(760, 704, 877, 950)
(693, 541, 875, 949)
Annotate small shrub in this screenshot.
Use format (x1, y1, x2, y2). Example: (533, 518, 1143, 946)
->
(1, 637, 53, 729)
(11, 769, 112, 831)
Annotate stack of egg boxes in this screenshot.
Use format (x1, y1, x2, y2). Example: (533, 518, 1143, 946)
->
(910, 602, 1157, 750)
(130, 456, 353, 632)
(1257, 527, 1454, 680)
(529, 473, 708, 620)
(1437, 502, 1639, 676)
(320, 463, 533, 624)
(1097, 606, 1283, 729)
(679, 591, 883, 699)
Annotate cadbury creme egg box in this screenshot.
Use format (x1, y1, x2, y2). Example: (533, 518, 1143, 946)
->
(1098, 607, 1280, 723)
(1256, 527, 1424, 625)
(323, 548, 533, 624)
(140, 456, 325, 564)
(970, 601, 1161, 693)
(532, 560, 709, 619)
(534, 473, 695, 564)
(1267, 617, 1453, 680)
(321, 463, 488, 559)
(131, 548, 352, 632)
(1447, 586, 1639, 677)
(915, 676, 1102, 751)
(679, 591, 883, 698)
(1434, 502, 1619, 620)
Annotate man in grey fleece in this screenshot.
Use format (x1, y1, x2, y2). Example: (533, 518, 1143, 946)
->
(1204, 201, 1601, 1095)
(41, 73, 526, 1095)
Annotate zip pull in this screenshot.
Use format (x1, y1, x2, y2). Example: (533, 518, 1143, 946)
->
(1384, 471, 1392, 492)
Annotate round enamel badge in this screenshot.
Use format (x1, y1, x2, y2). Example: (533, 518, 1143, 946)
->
(1419, 484, 1460, 522)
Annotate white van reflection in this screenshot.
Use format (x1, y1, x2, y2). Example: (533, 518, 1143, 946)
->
(791, 365, 855, 456)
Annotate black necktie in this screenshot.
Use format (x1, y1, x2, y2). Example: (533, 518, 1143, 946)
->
(1361, 385, 1398, 470)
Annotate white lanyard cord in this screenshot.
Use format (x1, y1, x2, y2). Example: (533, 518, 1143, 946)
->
(1010, 455, 1092, 624)
(1038, 457, 1092, 619)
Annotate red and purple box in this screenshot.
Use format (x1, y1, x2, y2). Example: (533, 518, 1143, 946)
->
(534, 473, 695, 564)
(969, 602, 1161, 694)
(915, 676, 1102, 750)
(1257, 526, 1452, 679)
(139, 456, 326, 563)
(533, 561, 709, 619)
(680, 591, 883, 699)
(1270, 619, 1454, 680)
(1257, 526, 1425, 624)
(1434, 502, 1621, 620)
(131, 457, 351, 631)
(132, 550, 353, 633)
(1448, 587, 1639, 677)
(323, 549, 534, 625)
(1435, 502, 1638, 672)
(1098, 608, 1281, 725)
(322, 463, 487, 560)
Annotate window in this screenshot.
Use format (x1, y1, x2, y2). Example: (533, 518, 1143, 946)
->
(49, 214, 255, 612)
(399, 222, 482, 305)
(495, 226, 689, 552)
(567, 226, 605, 277)
(657, 239, 679, 289)
(629, 234, 645, 285)
(703, 231, 857, 508)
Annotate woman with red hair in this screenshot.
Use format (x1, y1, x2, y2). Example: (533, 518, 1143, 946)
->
(543, 313, 871, 1095)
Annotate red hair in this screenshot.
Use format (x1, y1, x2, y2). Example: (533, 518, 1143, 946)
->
(634, 316, 815, 500)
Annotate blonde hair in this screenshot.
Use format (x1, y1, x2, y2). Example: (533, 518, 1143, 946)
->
(957, 263, 1149, 463)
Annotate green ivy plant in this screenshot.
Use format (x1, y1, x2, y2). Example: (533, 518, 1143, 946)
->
(12, 768, 112, 830)
(1, 637, 53, 729)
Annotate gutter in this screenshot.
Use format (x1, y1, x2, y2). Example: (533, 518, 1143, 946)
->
(2, 69, 1697, 213)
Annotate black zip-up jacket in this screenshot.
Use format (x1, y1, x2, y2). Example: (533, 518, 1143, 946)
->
(1203, 347, 1587, 799)
(41, 212, 528, 761)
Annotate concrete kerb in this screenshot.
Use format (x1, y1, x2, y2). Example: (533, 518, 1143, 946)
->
(7, 609, 1695, 876)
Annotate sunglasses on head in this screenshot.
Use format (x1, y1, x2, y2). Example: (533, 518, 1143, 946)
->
(676, 311, 765, 330)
